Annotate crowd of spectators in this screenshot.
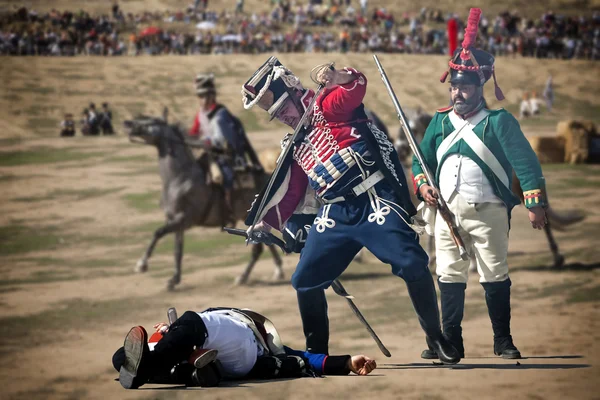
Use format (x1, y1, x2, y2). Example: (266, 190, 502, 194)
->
(1, 1, 598, 60)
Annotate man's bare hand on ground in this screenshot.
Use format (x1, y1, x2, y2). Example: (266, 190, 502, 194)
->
(347, 355, 377, 376)
(419, 184, 439, 207)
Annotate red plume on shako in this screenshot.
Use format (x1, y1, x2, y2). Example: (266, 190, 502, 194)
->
(440, 8, 505, 101)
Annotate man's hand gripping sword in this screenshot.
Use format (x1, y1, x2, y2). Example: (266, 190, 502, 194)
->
(373, 54, 469, 260)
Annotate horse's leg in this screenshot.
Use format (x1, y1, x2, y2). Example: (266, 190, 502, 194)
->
(136, 215, 185, 272)
(544, 220, 564, 268)
(234, 243, 263, 286)
(267, 244, 284, 281)
(168, 229, 185, 291)
(135, 219, 182, 273)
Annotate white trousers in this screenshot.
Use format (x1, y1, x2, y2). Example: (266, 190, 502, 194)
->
(435, 191, 509, 284)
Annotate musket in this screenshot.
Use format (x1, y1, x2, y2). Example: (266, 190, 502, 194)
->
(245, 62, 332, 240)
(223, 227, 391, 357)
(373, 54, 468, 260)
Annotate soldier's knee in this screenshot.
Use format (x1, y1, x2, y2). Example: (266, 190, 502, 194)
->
(391, 249, 430, 282)
(290, 271, 304, 290)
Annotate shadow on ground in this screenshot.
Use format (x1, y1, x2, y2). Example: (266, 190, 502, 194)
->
(516, 262, 600, 272)
(139, 377, 300, 390)
(381, 361, 590, 370)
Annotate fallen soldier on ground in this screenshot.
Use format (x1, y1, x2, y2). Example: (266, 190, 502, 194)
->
(113, 307, 377, 389)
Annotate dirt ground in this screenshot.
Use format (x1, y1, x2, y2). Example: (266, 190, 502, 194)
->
(0, 54, 599, 399)
(0, 131, 598, 400)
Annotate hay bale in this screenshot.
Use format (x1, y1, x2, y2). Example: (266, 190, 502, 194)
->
(556, 120, 595, 164)
(528, 136, 565, 164)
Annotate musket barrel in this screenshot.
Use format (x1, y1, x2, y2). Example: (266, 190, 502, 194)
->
(373, 55, 437, 188)
(373, 54, 469, 261)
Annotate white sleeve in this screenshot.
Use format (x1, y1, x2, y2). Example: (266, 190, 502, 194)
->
(209, 114, 227, 149)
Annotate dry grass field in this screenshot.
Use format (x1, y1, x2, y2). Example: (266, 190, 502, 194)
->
(0, 47, 599, 400)
(0, 54, 598, 140)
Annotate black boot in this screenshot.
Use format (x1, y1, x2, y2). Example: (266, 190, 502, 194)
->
(297, 288, 329, 354)
(481, 279, 521, 359)
(440, 281, 466, 358)
(420, 281, 466, 359)
(406, 273, 460, 364)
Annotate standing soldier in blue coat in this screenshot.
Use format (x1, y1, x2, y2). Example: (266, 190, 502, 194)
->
(412, 8, 547, 361)
(241, 57, 460, 364)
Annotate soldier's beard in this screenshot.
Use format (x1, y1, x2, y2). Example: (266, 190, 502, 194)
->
(453, 94, 481, 115)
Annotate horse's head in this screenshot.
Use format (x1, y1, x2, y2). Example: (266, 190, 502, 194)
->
(124, 115, 170, 146)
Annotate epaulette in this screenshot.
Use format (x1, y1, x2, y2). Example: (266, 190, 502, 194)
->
(436, 106, 453, 113)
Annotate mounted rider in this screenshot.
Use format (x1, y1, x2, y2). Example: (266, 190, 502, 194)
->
(189, 73, 263, 221)
(241, 57, 460, 364)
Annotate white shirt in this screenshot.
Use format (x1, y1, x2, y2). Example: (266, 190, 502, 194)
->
(197, 109, 228, 150)
(439, 153, 502, 204)
(529, 97, 542, 114)
(519, 99, 531, 118)
(197, 311, 263, 378)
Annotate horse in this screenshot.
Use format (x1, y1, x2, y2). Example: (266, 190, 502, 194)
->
(124, 112, 283, 290)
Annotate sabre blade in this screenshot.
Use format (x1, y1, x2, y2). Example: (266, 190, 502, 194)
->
(331, 280, 391, 357)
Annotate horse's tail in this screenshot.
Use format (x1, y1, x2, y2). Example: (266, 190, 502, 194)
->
(546, 206, 586, 231)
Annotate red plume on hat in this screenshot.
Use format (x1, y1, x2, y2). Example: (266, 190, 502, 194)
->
(440, 8, 505, 101)
(460, 8, 481, 60)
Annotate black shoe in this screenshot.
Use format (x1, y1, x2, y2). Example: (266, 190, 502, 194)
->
(495, 336, 522, 359)
(427, 335, 461, 365)
(189, 361, 222, 387)
(421, 341, 465, 360)
(421, 348, 438, 359)
(119, 326, 150, 389)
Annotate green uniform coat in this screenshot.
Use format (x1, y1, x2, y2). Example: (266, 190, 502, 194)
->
(412, 107, 547, 217)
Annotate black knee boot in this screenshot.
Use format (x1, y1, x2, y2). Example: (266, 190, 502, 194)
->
(439, 281, 466, 357)
(297, 289, 329, 354)
(481, 279, 521, 359)
(406, 273, 460, 364)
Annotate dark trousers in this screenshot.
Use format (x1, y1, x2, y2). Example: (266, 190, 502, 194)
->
(292, 182, 430, 353)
